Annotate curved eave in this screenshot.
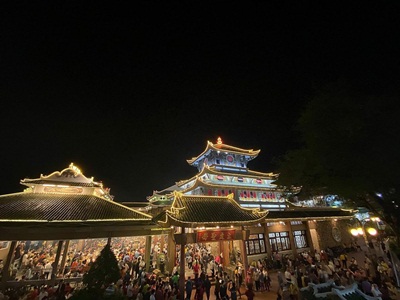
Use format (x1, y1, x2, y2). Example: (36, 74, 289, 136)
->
(265, 207, 355, 221)
(0, 218, 153, 224)
(186, 141, 260, 165)
(162, 192, 268, 228)
(175, 167, 210, 187)
(265, 215, 354, 222)
(176, 167, 280, 191)
(206, 166, 278, 179)
(184, 178, 280, 192)
(163, 213, 266, 228)
(0, 220, 157, 241)
(0, 192, 154, 222)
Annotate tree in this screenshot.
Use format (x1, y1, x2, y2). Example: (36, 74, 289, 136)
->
(72, 242, 122, 299)
(274, 82, 400, 246)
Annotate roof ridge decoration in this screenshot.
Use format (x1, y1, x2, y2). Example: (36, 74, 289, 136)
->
(186, 137, 261, 165)
(21, 163, 102, 186)
(158, 191, 269, 227)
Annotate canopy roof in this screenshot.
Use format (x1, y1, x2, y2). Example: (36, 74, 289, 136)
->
(158, 191, 268, 227)
(0, 164, 156, 240)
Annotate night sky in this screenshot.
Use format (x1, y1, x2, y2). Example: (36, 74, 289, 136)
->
(2, 2, 399, 202)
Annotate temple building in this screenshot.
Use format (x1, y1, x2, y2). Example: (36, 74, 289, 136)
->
(0, 138, 359, 294)
(145, 137, 357, 274)
(0, 164, 165, 291)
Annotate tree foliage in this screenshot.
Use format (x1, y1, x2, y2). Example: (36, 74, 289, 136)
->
(72, 242, 121, 299)
(274, 82, 400, 236)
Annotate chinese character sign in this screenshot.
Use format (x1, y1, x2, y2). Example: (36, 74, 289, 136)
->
(196, 230, 236, 242)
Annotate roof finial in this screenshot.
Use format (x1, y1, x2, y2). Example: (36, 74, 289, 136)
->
(69, 163, 81, 175)
(217, 137, 223, 145)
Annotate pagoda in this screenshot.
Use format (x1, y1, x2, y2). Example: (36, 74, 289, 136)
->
(148, 137, 300, 210)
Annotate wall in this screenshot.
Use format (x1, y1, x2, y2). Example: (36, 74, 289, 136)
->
(313, 219, 353, 251)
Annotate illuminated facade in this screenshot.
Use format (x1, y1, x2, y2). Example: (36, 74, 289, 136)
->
(146, 138, 357, 268)
(148, 137, 299, 210)
(0, 164, 161, 291)
(0, 140, 359, 293)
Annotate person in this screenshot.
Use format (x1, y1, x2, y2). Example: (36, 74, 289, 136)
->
(371, 283, 382, 297)
(193, 262, 200, 278)
(244, 284, 255, 300)
(220, 280, 228, 300)
(127, 281, 135, 300)
(229, 282, 238, 300)
(214, 276, 221, 300)
(361, 277, 372, 296)
(136, 287, 143, 300)
(381, 240, 386, 253)
(203, 275, 211, 300)
(56, 280, 66, 300)
(288, 280, 299, 300)
(195, 280, 204, 300)
(150, 289, 156, 300)
(379, 283, 391, 300)
(38, 286, 49, 300)
(185, 277, 193, 300)
(339, 252, 348, 269)
(264, 269, 271, 291)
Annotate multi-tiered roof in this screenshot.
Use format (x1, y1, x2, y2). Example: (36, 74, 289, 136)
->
(148, 137, 300, 210)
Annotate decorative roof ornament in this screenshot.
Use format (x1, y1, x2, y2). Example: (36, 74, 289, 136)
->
(69, 163, 82, 176)
(216, 137, 223, 148)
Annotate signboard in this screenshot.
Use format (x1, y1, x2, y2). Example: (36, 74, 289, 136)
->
(196, 230, 236, 242)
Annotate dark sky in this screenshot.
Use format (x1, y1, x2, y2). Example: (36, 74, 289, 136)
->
(1, 2, 399, 202)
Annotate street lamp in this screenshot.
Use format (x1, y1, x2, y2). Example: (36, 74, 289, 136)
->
(350, 218, 379, 251)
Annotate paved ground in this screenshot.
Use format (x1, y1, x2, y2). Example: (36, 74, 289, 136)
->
(185, 243, 398, 300)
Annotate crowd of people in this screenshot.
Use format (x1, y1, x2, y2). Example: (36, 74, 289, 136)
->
(2, 238, 399, 300)
(272, 240, 399, 300)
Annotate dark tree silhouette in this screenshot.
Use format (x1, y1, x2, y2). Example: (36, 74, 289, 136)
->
(72, 242, 122, 299)
(274, 82, 400, 248)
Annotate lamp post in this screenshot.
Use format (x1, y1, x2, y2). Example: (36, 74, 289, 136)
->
(350, 218, 379, 252)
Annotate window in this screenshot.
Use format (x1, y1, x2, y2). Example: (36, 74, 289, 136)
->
(290, 221, 303, 225)
(245, 233, 266, 255)
(293, 230, 308, 249)
(0, 241, 9, 249)
(269, 232, 290, 251)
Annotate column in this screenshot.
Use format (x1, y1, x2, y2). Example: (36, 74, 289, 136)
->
(59, 240, 70, 277)
(304, 221, 314, 253)
(264, 223, 272, 259)
(241, 226, 249, 277)
(287, 222, 297, 257)
(167, 229, 175, 274)
(145, 235, 152, 272)
(0, 241, 17, 290)
(50, 240, 64, 286)
(178, 226, 186, 300)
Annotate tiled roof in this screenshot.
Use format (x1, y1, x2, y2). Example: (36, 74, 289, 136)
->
(20, 179, 98, 187)
(266, 207, 354, 220)
(0, 192, 153, 222)
(162, 192, 268, 226)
